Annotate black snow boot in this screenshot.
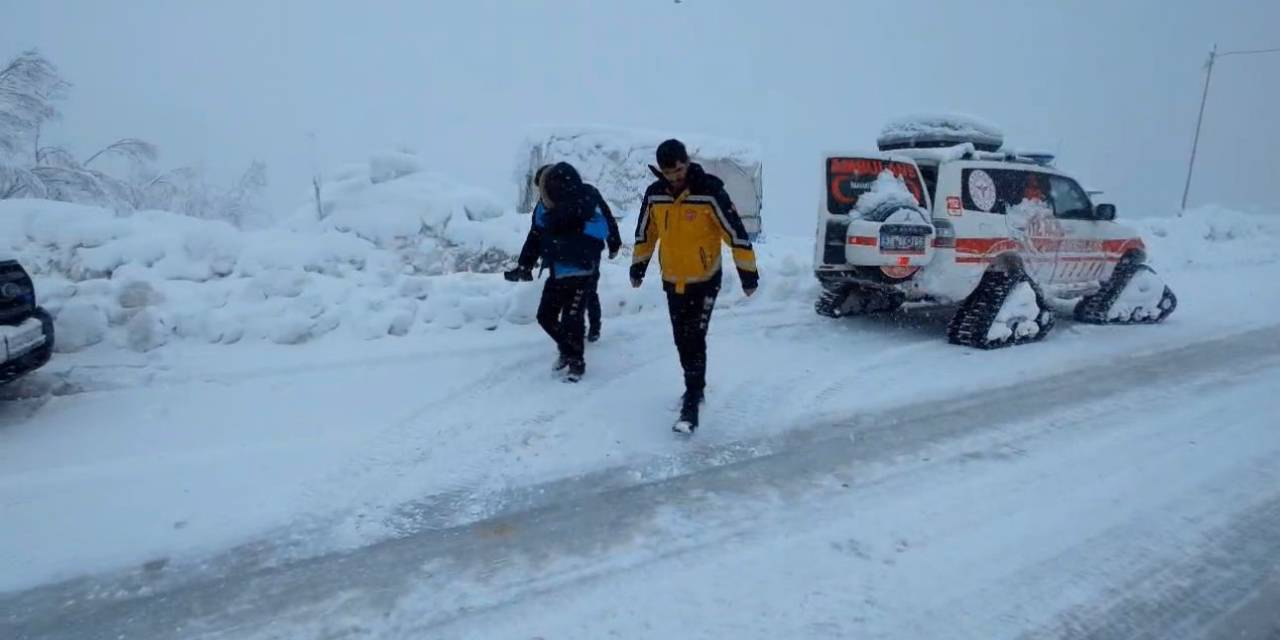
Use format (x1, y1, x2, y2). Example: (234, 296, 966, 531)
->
(564, 360, 585, 383)
(673, 391, 702, 434)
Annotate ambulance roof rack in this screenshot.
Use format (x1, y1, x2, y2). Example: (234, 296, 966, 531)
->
(891, 146, 1057, 168)
(963, 150, 1056, 167)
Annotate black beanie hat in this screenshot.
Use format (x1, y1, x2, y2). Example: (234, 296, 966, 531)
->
(656, 139, 688, 169)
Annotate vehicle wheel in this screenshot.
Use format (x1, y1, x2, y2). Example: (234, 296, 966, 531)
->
(947, 269, 1055, 349)
(1074, 261, 1176, 324)
(815, 286, 903, 318)
(815, 286, 851, 318)
(862, 288, 904, 314)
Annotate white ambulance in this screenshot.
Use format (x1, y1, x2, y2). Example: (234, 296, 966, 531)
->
(813, 115, 1176, 348)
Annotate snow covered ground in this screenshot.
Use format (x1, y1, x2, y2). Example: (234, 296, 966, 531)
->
(413, 335, 1280, 640)
(1, 195, 1279, 637)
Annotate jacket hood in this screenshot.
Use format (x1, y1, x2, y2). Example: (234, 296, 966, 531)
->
(542, 162, 585, 206)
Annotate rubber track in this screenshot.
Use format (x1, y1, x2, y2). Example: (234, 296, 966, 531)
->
(947, 270, 1055, 349)
(1075, 261, 1178, 325)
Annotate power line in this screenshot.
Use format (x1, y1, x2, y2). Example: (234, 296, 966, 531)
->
(1218, 47, 1280, 57)
(1181, 44, 1280, 210)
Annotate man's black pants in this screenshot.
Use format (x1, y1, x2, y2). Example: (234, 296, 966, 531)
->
(665, 274, 722, 397)
(586, 271, 602, 334)
(537, 276, 589, 364)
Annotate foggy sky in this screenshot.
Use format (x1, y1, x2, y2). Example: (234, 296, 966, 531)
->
(4, 0, 1278, 234)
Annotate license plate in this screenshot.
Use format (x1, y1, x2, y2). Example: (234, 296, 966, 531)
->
(880, 234, 926, 253)
(4, 321, 45, 359)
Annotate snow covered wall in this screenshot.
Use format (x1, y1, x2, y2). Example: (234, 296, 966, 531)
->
(515, 126, 764, 236)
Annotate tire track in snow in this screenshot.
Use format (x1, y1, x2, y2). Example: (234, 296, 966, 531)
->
(291, 346, 551, 542)
(6, 325, 1280, 640)
(371, 331, 681, 537)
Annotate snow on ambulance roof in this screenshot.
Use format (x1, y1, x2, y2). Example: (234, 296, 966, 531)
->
(877, 113, 1005, 153)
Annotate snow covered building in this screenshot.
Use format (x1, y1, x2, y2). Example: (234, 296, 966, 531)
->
(515, 126, 765, 239)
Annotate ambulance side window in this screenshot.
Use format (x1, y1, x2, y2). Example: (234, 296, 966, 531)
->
(962, 168, 1047, 214)
(1049, 175, 1093, 220)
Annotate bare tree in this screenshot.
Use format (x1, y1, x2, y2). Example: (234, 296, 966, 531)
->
(0, 50, 69, 160)
(82, 137, 158, 168)
(0, 164, 46, 199)
(0, 50, 269, 225)
(216, 160, 269, 227)
(29, 165, 112, 204)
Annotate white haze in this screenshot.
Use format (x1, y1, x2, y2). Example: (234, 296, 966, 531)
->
(5, 0, 1278, 234)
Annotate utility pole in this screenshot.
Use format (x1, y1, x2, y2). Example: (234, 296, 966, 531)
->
(1180, 44, 1280, 211)
(1180, 45, 1215, 211)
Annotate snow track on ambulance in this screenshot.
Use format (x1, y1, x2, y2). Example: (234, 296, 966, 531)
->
(5, 323, 1280, 640)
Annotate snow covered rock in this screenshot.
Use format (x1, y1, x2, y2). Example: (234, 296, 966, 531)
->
(125, 309, 170, 352)
(117, 280, 165, 309)
(369, 151, 426, 184)
(52, 302, 109, 353)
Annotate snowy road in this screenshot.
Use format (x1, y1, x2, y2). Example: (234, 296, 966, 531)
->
(4, 322, 1280, 639)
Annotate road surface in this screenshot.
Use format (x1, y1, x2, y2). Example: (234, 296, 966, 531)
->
(4, 325, 1279, 639)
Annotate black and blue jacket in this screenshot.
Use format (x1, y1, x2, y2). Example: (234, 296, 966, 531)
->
(517, 163, 621, 279)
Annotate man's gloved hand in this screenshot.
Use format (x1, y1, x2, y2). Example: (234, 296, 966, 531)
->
(608, 248, 619, 260)
(503, 266, 533, 282)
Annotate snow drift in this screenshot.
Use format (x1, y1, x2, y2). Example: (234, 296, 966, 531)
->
(1133, 206, 1280, 270)
(0, 150, 812, 354)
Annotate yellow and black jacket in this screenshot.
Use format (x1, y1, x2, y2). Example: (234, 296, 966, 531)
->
(631, 163, 759, 294)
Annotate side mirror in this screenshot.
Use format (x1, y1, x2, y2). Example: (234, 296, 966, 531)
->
(1094, 203, 1116, 221)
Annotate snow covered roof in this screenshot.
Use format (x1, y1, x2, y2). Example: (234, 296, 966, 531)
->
(877, 113, 1004, 153)
(516, 125, 762, 223)
(520, 125, 761, 166)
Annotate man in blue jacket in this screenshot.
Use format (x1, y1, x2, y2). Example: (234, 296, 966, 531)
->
(504, 162, 612, 382)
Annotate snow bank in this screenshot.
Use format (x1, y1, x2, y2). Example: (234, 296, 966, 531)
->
(0, 185, 814, 356)
(5, 161, 1275, 358)
(0, 152, 544, 353)
(286, 151, 521, 265)
(1135, 206, 1280, 269)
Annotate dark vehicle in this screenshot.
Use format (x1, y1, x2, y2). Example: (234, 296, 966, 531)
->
(0, 258, 55, 384)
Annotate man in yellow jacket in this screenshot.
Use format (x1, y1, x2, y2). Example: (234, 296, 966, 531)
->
(631, 139, 759, 434)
